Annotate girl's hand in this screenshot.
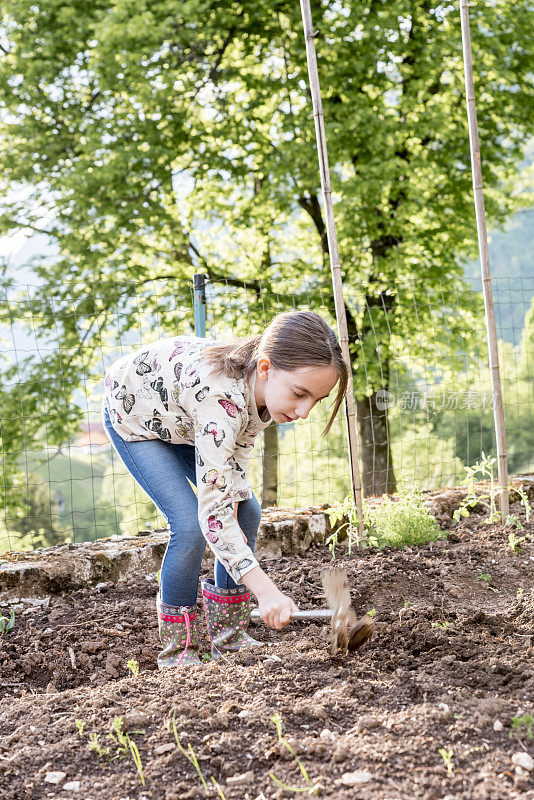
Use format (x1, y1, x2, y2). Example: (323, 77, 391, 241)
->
(257, 588, 299, 630)
(242, 566, 299, 629)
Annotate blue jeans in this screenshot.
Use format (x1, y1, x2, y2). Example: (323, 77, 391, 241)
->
(102, 404, 261, 606)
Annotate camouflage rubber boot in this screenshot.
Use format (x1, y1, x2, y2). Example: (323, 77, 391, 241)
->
(156, 595, 202, 669)
(201, 578, 262, 660)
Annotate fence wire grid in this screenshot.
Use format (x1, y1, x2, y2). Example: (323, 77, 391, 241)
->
(0, 275, 533, 553)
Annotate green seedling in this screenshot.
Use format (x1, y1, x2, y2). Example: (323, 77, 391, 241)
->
(453, 453, 501, 524)
(516, 587, 524, 600)
(326, 494, 361, 557)
(431, 620, 451, 629)
(127, 658, 139, 678)
(510, 713, 533, 743)
(0, 608, 15, 634)
(269, 712, 321, 795)
(170, 710, 224, 795)
(516, 485, 531, 523)
(128, 739, 145, 786)
(478, 572, 499, 592)
(438, 747, 454, 775)
(89, 732, 111, 760)
(368, 608, 376, 618)
(86, 718, 145, 785)
(107, 718, 145, 785)
(507, 528, 525, 553)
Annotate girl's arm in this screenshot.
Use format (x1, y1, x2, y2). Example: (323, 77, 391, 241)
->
(241, 566, 298, 630)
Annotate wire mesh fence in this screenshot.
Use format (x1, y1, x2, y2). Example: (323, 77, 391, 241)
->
(0, 274, 533, 553)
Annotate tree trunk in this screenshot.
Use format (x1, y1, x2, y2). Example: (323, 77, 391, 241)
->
(356, 389, 397, 496)
(262, 423, 279, 508)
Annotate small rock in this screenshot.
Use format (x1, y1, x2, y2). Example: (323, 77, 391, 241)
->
(438, 702, 450, 713)
(63, 781, 81, 792)
(341, 770, 372, 786)
(44, 771, 67, 785)
(226, 770, 255, 786)
(238, 709, 249, 719)
(94, 582, 109, 591)
(512, 752, 534, 772)
(264, 654, 282, 663)
(493, 719, 503, 731)
(154, 743, 174, 755)
(319, 728, 335, 742)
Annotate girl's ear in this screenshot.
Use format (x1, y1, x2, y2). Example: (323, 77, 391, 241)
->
(256, 355, 272, 381)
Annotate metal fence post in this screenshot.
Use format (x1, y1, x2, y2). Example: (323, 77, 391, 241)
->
(193, 273, 207, 337)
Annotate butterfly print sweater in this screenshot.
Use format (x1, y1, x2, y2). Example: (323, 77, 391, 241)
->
(103, 336, 272, 582)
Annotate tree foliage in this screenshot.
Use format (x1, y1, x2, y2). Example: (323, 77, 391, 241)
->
(0, 0, 533, 526)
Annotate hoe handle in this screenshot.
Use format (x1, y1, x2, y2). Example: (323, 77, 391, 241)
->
(250, 608, 333, 621)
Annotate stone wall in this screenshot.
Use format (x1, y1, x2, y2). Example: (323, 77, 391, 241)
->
(1, 474, 532, 601)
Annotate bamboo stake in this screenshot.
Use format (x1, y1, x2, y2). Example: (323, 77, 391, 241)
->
(459, 0, 509, 519)
(299, 0, 365, 538)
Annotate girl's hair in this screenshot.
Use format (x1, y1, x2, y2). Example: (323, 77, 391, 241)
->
(200, 310, 349, 436)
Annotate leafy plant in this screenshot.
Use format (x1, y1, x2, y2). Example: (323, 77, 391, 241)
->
(88, 733, 111, 760)
(516, 587, 524, 600)
(516, 485, 532, 523)
(506, 528, 526, 553)
(364, 483, 444, 548)
(431, 620, 451, 629)
(0, 608, 15, 634)
(86, 718, 145, 785)
(477, 572, 500, 593)
(269, 712, 321, 795)
(453, 453, 501, 524)
(438, 747, 454, 775)
(510, 713, 533, 743)
(127, 658, 139, 678)
(327, 483, 443, 555)
(326, 495, 361, 557)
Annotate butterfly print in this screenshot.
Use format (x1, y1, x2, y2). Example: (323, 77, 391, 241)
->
(195, 448, 204, 467)
(203, 422, 225, 447)
(173, 362, 182, 382)
(227, 455, 244, 474)
(202, 469, 227, 492)
(133, 352, 160, 376)
(109, 408, 123, 425)
(218, 398, 241, 418)
(195, 386, 210, 403)
(235, 557, 254, 572)
(142, 412, 171, 441)
(169, 340, 186, 361)
(151, 377, 169, 410)
(105, 375, 119, 392)
(176, 422, 193, 438)
(182, 374, 200, 389)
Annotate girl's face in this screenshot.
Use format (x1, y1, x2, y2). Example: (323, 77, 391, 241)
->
(255, 358, 338, 424)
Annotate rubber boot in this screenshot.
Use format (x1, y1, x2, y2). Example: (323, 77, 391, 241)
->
(201, 578, 262, 660)
(156, 595, 202, 669)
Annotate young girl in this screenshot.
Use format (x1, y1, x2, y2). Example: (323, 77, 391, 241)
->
(102, 310, 348, 668)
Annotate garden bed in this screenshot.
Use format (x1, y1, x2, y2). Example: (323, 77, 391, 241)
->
(0, 505, 533, 800)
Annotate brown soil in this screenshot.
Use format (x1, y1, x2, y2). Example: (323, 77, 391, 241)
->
(1, 504, 533, 800)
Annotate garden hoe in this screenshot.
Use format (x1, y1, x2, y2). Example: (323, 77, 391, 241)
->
(250, 566, 374, 656)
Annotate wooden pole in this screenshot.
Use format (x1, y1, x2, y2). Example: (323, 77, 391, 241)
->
(299, 0, 365, 537)
(459, 0, 509, 519)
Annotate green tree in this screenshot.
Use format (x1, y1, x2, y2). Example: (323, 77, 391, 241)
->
(0, 0, 532, 535)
